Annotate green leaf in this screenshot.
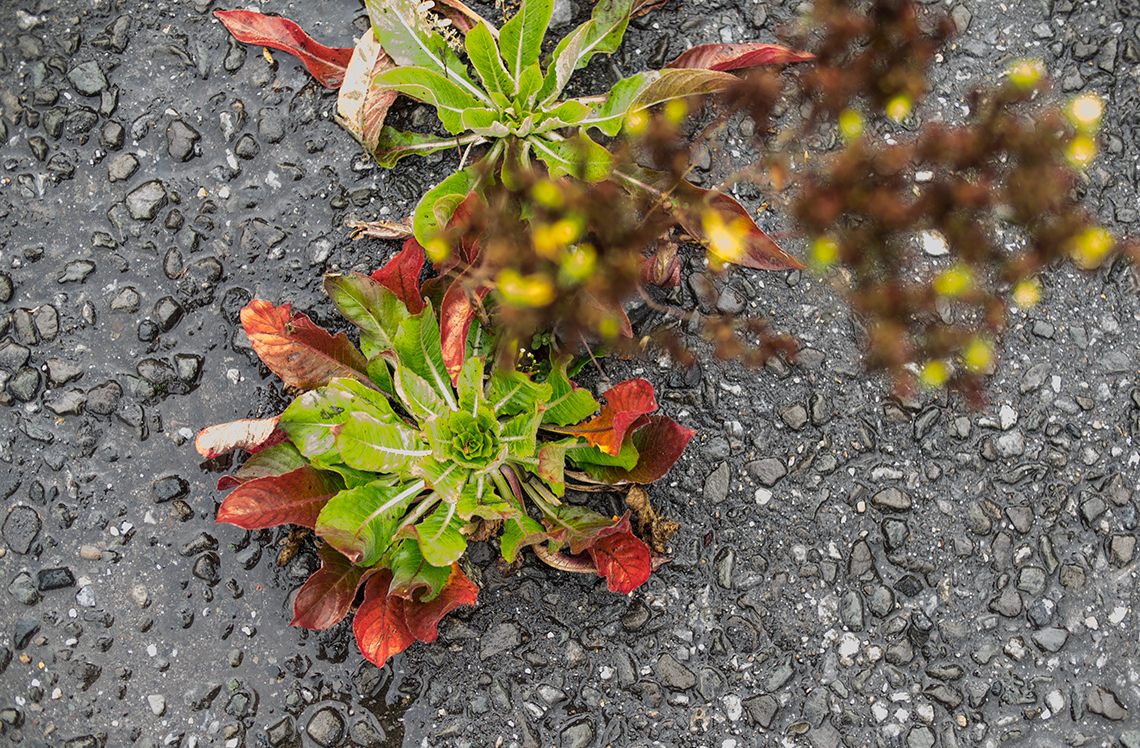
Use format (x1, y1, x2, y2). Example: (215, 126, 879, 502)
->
(538, 100, 590, 129)
(410, 456, 469, 502)
(387, 353, 450, 423)
(367, 356, 395, 395)
(233, 442, 306, 482)
(531, 131, 613, 181)
(465, 22, 516, 100)
(535, 438, 573, 495)
(324, 273, 410, 358)
(500, 0, 552, 77)
(323, 464, 400, 489)
(388, 540, 453, 602)
(394, 302, 459, 410)
(373, 127, 481, 169)
(567, 433, 639, 469)
(456, 478, 513, 520)
(315, 479, 425, 565)
(336, 411, 431, 473)
(280, 378, 401, 465)
(514, 62, 544, 110)
(413, 168, 475, 247)
(577, 71, 657, 136)
(500, 409, 543, 461)
(365, 0, 489, 104)
(487, 368, 553, 417)
(541, 357, 599, 425)
(415, 501, 468, 566)
(372, 66, 487, 134)
(462, 107, 511, 138)
(536, 0, 633, 106)
(500, 138, 533, 191)
(628, 68, 739, 111)
(456, 355, 487, 416)
(500, 513, 546, 562)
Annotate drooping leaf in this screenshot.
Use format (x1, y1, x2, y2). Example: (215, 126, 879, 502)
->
(588, 526, 651, 593)
(373, 127, 482, 169)
(500, 513, 547, 562)
(336, 411, 432, 473)
(531, 130, 613, 181)
(433, 0, 495, 34)
(413, 168, 477, 248)
(499, 0, 553, 78)
(195, 416, 283, 458)
(402, 564, 479, 642)
(230, 442, 306, 485)
(241, 299, 372, 390)
(541, 358, 599, 426)
(640, 241, 681, 287)
(289, 544, 369, 630)
(335, 29, 398, 153)
(567, 432, 640, 470)
(465, 22, 516, 100)
(371, 238, 427, 316)
(348, 216, 415, 241)
(546, 378, 656, 455)
(541, 504, 629, 555)
(664, 42, 816, 72)
(462, 107, 511, 138)
(372, 66, 488, 135)
(393, 302, 459, 409)
(487, 368, 554, 417)
(576, 71, 657, 136)
(440, 276, 491, 386)
(627, 68, 740, 110)
(388, 539, 452, 602)
(365, 0, 488, 102)
(576, 414, 694, 484)
(414, 501, 468, 566)
(216, 466, 344, 530)
(536, 0, 634, 105)
(279, 379, 400, 465)
(214, 10, 353, 88)
(353, 571, 414, 667)
(316, 479, 425, 565)
(324, 272, 412, 357)
(386, 355, 451, 422)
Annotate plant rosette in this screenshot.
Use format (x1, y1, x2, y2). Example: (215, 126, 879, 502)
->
(215, 0, 811, 272)
(196, 251, 694, 667)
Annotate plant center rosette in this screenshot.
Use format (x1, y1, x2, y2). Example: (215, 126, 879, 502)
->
(195, 246, 694, 667)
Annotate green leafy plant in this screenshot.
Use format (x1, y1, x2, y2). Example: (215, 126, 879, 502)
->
(196, 248, 693, 666)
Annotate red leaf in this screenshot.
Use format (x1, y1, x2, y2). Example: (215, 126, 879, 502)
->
(216, 465, 342, 530)
(195, 417, 282, 458)
(551, 379, 657, 456)
(665, 42, 815, 72)
(241, 299, 371, 390)
(214, 10, 353, 88)
(290, 545, 369, 630)
(440, 276, 490, 385)
(371, 239, 426, 314)
(353, 571, 415, 667)
(216, 476, 242, 490)
(640, 242, 680, 288)
(580, 415, 695, 484)
(403, 564, 479, 643)
(673, 181, 804, 271)
(588, 528, 652, 594)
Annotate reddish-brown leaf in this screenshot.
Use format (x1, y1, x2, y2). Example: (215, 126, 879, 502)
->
(353, 571, 415, 667)
(241, 299, 371, 390)
(579, 415, 695, 484)
(640, 241, 680, 288)
(336, 29, 398, 152)
(433, 0, 490, 34)
(403, 564, 479, 642)
(195, 417, 282, 458)
(214, 10, 353, 88)
(550, 379, 657, 455)
(440, 276, 490, 385)
(673, 181, 804, 271)
(216, 465, 342, 530)
(588, 528, 652, 593)
(371, 239, 426, 314)
(664, 42, 816, 72)
(290, 545, 369, 630)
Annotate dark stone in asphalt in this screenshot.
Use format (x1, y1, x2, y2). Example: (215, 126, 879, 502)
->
(8, 572, 40, 605)
(480, 623, 520, 660)
(125, 180, 167, 221)
(746, 457, 785, 486)
(85, 380, 123, 415)
(13, 618, 39, 649)
(307, 707, 345, 747)
(872, 487, 912, 512)
(559, 717, 594, 748)
(9, 368, 40, 402)
(3, 506, 41, 554)
(167, 120, 200, 161)
(68, 61, 107, 95)
(1086, 686, 1127, 720)
(37, 566, 75, 591)
(153, 475, 189, 503)
(743, 693, 778, 727)
(1031, 627, 1069, 653)
(989, 584, 1022, 617)
(656, 654, 695, 690)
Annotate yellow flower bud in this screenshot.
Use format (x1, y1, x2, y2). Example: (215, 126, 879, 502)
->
(920, 360, 950, 388)
(1066, 93, 1104, 132)
(664, 98, 688, 125)
(531, 180, 563, 209)
(1066, 134, 1097, 169)
(885, 95, 912, 124)
(1012, 278, 1041, 308)
(933, 264, 974, 297)
(625, 110, 648, 135)
(702, 210, 748, 267)
(838, 109, 864, 141)
(809, 235, 840, 271)
(1069, 226, 1115, 270)
(425, 237, 451, 263)
(558, 243, 596, 286)
(963, 337, 993, 372)
(497, 269, 555, 307)
(1007, 59, 1045, 90)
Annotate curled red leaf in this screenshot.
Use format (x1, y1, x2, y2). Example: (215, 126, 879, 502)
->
(371, 239, 426, 314)
(214, 10, 352, 88)
(241, 299, 371, 390)
(216, 465, 342, 530)
(195, 416, 282, 458)
(550, 379, 657, 455)
(440, 276, 490, 385)
(588, 528, 652, 594)
(290, 545, 369, 630)
(580, 415, 695, 485)
(403, 564, 479, 642)
(353, 571, 415, 668)
(665, 42, 816, 72)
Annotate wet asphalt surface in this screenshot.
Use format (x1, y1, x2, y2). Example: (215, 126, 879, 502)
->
(1, 0, 1139, 747)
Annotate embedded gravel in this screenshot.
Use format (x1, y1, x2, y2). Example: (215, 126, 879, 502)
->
(0, 0, 1139, 747)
